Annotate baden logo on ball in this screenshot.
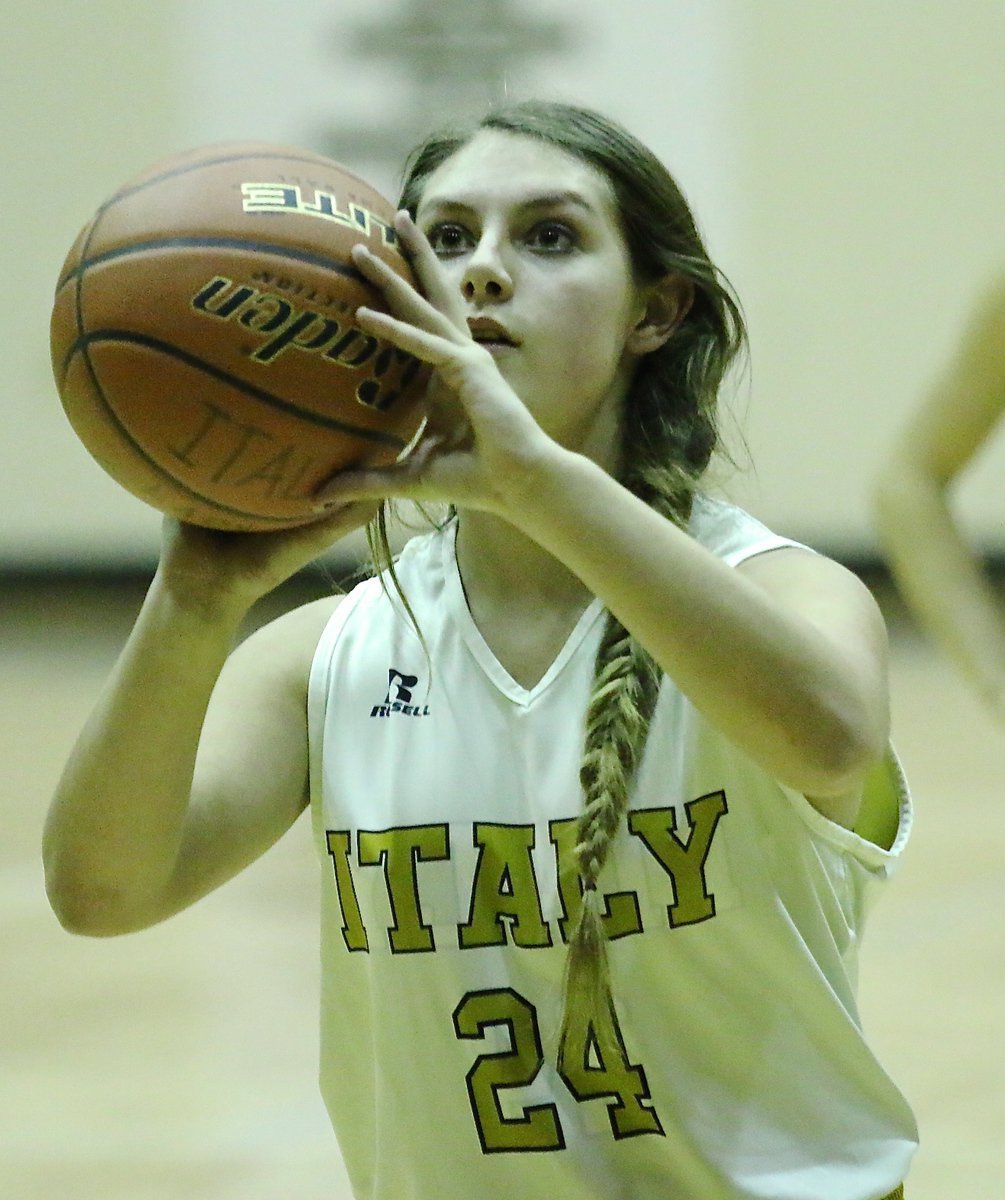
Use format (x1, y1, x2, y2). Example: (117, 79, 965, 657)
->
(49, 143, 429, 532)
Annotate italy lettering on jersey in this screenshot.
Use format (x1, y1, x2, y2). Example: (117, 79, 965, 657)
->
(323, 793, 727, 957)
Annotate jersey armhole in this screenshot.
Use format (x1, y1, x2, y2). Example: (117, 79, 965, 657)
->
(852, 754, 904, 850)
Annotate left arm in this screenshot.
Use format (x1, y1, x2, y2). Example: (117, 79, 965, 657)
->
(508, 447, 888, 819)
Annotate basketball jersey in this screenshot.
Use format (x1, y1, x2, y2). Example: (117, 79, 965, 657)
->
(307, 495, 918, 1200)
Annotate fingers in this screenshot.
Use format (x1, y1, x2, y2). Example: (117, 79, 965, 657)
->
(352, 212, 467, 336)
(352, 239, 459, 342)
(311, 466, 412, 511)
(393, 211, 465, 319)
(312, 432, 455, 509)
(353, 303, 460, 369)
(299, 497, 382, 532)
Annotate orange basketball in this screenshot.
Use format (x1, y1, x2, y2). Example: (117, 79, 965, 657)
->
(49, 143, 428, 531)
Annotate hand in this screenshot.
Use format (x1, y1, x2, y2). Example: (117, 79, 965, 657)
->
(156, 499, 380, 614)
(313, 212, 551, 517)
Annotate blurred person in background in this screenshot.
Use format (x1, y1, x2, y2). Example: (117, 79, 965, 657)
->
(875, 278, 1005, 716)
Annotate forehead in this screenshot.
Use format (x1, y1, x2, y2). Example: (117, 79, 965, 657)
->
(416, 129, 619, 221)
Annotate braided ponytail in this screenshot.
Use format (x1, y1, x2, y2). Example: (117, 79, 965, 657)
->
(557, 614, 660, 1066)
(557, 458, 698, 1067)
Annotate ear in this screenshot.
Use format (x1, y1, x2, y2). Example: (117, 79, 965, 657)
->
(626, 275, 695, 356)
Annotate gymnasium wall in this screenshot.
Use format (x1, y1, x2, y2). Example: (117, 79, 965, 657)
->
(4, 0, 1004, 569)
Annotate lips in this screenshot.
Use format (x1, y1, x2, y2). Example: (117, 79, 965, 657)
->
(467, 317, 518, 346)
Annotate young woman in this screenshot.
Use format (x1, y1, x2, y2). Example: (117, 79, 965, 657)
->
(44, 101, 916, 1200)
(875, 277, 1005, 718)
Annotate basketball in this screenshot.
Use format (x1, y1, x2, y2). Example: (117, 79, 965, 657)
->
(49, 143, 429, 531)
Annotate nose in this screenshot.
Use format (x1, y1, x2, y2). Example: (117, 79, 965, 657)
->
(461, 235, 513, 304)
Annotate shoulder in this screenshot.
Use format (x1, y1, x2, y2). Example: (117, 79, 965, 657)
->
(689, 494, 870, 604)
(249, 592, 346, 647)
(228, 593, 347, 696)
(689, 493, 812, 565)
(738, 545, 885, 638)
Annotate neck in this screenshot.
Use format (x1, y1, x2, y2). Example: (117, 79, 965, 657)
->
(454, 509, 593, 617)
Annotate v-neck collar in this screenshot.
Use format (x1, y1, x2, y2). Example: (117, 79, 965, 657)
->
(441, 520, 605, 707)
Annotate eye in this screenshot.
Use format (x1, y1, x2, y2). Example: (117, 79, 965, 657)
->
(425, 222, 473, 258)
(525, 221, 576, 254)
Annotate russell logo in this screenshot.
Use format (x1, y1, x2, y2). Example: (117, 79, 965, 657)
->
(370, 669, 431, 718)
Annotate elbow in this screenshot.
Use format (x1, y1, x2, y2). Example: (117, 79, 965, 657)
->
(44, 861, 149, 938)
(813, 730, 884, 799)
(45, 882, 118, 938)
(787, 698, 888, 799)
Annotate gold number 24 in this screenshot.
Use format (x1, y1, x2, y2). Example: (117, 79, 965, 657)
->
(452, 987, 665, 1154)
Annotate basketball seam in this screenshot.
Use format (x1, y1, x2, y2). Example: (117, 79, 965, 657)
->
(66, 330, 408, 449)
(63, 338, 314, 526)
(54, 237, 367, 294)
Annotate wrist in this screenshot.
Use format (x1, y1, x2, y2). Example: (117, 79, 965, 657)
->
(492, 433, 585, 522)
(149, 560, 256, 632)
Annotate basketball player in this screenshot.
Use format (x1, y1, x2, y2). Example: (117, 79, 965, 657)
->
(44, 102, 916, 1199)
(875, 277, 1005, 716)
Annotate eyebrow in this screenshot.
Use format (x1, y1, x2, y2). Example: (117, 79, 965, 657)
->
(419, 190, 601, 218)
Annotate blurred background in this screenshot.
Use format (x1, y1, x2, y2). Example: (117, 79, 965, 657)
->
(2, 2, 1003, 1197)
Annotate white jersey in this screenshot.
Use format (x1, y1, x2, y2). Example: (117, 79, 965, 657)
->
(307, 496, 917, 1200)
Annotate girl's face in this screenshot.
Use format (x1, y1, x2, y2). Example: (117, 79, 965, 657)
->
(414, 130, 651, 459)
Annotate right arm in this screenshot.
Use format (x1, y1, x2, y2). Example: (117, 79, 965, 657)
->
(42, 506, 373, 936)
(874, 278, 1005, 714)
